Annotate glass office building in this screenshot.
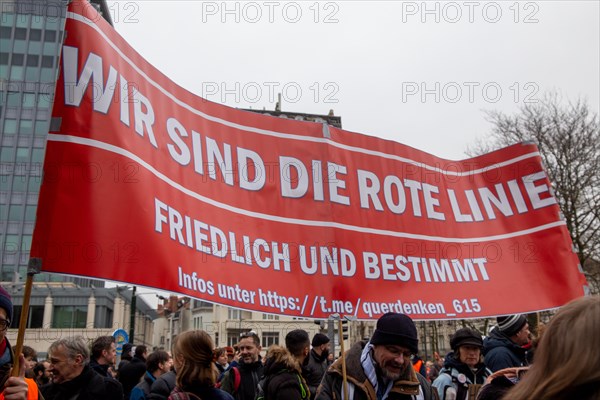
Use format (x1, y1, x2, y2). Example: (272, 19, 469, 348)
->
(0, 0, 111, 285)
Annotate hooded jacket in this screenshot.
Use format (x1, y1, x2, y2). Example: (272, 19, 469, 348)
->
(315, 341, 434, 400)
(261, 346, 309, 400)
(482, 327, 528, 372)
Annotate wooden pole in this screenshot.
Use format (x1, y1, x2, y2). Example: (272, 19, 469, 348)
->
(11, 258, 41, 377)
(338, 319, 348, 400)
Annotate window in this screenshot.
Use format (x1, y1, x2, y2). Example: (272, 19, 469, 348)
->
(262, 332, 279, 348)
(12, 53, 24, 65)
(228, 308, 241, 320)
(29, 29, 42, 41)
(44, 30, 56, 42)
(14, 27, 27, 40)
(38, 93, 52, 108)
(21, 235, 32, 251)
(0, 147, 14, 162)
(12, 176, 26, 192)
(20, 120, 33, 134)
(52, 306, 87, 328)
(93, 305, 113, 329)
(8, 205, 23, 221)
(7, 92, 21, 106)
(23, 93, 36, 107)
(41, 55, 53, 68)
(0, 27, 11, 39)
(25, 205, 36, 221)
(262, 314, 279, 320)
(10, 305, 44, 329)
(16, 147, 29, 161)
(3, 119, 17, 134)
(26, 55, 39, 67)
(227, 329, 247, 347)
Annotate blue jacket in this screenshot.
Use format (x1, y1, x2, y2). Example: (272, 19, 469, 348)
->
(131, 371, 156, 400)
(482, 327, 528, 372)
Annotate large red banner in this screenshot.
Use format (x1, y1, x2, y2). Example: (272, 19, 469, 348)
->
(31, 1, 587, 320)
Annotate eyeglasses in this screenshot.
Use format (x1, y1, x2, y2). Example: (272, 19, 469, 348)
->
(0, 318, 10, 330)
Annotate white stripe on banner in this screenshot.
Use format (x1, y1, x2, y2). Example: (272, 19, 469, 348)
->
(65, 11, 541, 177)
(48, 133, 566, 243)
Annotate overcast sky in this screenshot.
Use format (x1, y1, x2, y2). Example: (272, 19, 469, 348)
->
(102, 0, 599, 306)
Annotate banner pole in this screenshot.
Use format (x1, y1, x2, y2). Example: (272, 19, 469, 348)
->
(11, 258, 42, 377)
(338, 319, 348, 400)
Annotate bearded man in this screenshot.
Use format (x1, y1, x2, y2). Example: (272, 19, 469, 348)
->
(316, 313, 435, 400)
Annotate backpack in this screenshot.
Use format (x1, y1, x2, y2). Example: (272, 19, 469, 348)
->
(216, 366, 241, 392)
(255, 370, 308, 400)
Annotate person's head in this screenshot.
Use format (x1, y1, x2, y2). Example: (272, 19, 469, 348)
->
(146, 350, 172, 376)
(121, 343, 133, 360)
(172, 330, 217, 388)
(47, 336, 89, 384)
(22, 345, 38, 370)
(214, 347, 228, 366)
(369, 313, 418, 380)
(91, 335, 117, 365)
(311, 333, 330, 358)
(449, 328, 483, 368)
(264, 345, 301, 374)
(285, 329, 310, 364)
(0, 286, 13, 343)
(225, 346, 235, 363)
(503, 296, 600, 400)
(497, 314, 530, 346)
(238, 331, 261, 364)
(135, 344, 148, 359)
(33, 361, 49, 384)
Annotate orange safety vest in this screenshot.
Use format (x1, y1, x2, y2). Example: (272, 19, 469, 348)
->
(412, 359, 423, 375)
(0, 377, 38, 400)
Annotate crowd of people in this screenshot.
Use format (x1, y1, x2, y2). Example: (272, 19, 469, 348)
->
(1, 284, 599, 400)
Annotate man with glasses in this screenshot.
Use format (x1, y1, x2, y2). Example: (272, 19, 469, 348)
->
(316, 313, 435, 400)
(0, 286, 33, 400)
(221, 331, 264, 400)
(483, 315, 531, 372)
(40, 336, 123, 400)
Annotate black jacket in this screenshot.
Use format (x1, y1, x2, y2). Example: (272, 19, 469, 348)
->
(118, 355, 147, 398)
(41, 364, 124, 400)
(304, 349, 328, 399)
(149, 370, 177, 400)
(263, 360, 309, 400)
(221, 359, 264, 400)
(482, 327, 528, 372)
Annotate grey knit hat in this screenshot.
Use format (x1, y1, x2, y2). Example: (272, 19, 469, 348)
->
(497, 315, 527, 337)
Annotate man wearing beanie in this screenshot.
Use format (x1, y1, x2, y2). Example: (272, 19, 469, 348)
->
(482, 314, 531, 372)
(304, 333, 331, 399)
(0, 285, 35, 400)
(316, 313, 435, 400)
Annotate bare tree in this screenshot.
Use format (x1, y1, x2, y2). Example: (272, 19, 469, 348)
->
(468, 93, 600, 293)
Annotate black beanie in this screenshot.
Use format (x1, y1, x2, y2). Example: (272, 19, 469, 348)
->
(312, 333, 330, 347)
(497, 315, 527, 337)
(0, 286, 13, 323)
(370, 312, 418, 354)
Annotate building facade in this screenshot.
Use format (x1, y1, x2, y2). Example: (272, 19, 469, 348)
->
(3, 281, 156, 357)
